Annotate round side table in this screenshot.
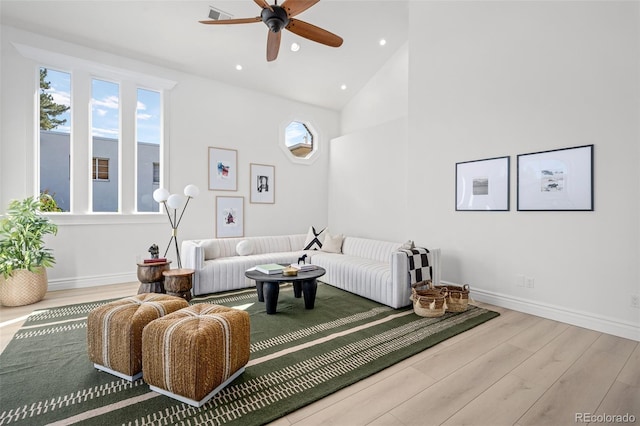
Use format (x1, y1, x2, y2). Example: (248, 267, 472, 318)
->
(137, 261, 171, 294)
(163, 268, 195, 301)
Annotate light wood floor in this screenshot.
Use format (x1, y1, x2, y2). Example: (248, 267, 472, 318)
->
(1, 283, 638, 426)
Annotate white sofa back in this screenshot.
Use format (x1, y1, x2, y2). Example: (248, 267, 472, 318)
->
(197, 234, 306, 260)
(341, 237, 402, 262)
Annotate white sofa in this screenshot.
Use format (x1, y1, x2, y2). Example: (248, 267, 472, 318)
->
(181, 234, 441, 309)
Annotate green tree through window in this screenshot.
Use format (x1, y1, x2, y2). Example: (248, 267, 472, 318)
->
(39, 68, 70, 130)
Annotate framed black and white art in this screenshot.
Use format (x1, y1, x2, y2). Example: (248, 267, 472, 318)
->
(456, 156, 510, 211)
(250, 163, 275, 204)
(517, 145, 593, 211)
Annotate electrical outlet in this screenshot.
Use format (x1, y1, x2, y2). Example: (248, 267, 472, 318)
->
(525, 277, 535, 288)
(631, 295, 640, 309)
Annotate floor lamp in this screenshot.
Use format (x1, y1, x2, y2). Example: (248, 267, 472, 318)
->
(153, 184, 199, 268)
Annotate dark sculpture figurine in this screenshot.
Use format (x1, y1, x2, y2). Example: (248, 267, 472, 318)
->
(298, 254, 308, 265)
(148, 244, 160, 259)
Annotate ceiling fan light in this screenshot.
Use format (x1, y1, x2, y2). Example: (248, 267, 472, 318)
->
(291, 42, 300, 52)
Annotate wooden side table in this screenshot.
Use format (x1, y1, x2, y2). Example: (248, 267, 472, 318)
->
(163, 268, 195, 301)
(137, 261, 171, 294)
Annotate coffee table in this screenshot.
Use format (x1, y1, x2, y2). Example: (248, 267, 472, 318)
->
(245, 266, 326, 314)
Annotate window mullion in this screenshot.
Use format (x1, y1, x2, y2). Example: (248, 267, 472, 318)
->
(120, 81, 136, 214)
(71, 70, 91, 214)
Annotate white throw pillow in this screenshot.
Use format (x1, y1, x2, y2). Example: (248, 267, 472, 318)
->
(401, 240, 415, 250)
(303, 226, 326, 250)
(321, 232, 344, 254)
(200, 240, 220, 260)
(236, 239, 254, 256)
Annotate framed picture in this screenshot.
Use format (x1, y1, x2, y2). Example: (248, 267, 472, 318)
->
(517, 145, 593, 211)
(456, 156, 510, 211)
(250, 163, 275, 204)
(215, 196, 244, 238)
(208, 147, 237, 191)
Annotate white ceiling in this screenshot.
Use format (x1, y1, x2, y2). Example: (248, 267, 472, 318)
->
(0, 0, 409, 111)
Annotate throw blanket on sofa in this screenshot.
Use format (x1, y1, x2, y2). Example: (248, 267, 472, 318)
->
(400, 247, 432, 285)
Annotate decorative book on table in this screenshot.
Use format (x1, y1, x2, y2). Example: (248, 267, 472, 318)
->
(255, 263, 285, 274)
(290, 263, 317, 271)
(143, 258, 168, 264)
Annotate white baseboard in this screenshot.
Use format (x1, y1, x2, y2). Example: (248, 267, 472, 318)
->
(48, 272, 137, 292)
(454, 282, 640, 342)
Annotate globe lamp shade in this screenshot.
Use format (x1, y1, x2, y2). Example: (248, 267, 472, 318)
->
(184, 184, 200, 198)
(153, 188, 170, 203)
(167, 194, 185, 210)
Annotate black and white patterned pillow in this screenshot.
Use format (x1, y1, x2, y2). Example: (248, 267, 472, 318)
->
(303, 226, 326, 250)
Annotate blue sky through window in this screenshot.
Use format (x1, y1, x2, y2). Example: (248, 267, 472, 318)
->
(42, 68, 160, 144)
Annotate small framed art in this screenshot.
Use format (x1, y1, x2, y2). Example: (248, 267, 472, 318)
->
(456, 156, 510, 211)
(208, 147, 237, 191)
(517, 145, 593, 211)
(250, 163, 275, 204)
(215, 196, 244, 238)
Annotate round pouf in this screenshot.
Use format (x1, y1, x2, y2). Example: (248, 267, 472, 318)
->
(87, 294, 189, 381)
(142, 304, 251, 407)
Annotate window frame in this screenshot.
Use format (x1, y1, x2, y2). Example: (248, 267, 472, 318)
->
(279, 116, 321, 165)
(16, 42, 176, 222)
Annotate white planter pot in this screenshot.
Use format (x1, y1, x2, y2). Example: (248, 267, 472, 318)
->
(0, 267, 48, 307)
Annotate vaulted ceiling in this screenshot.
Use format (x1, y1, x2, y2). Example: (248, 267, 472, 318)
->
(1, 0, 409, 110)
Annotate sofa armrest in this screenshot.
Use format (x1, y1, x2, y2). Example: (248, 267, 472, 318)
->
(430, 248, 441, 286)
(392, 248, 442, 287)
(181, 240, 204, 271)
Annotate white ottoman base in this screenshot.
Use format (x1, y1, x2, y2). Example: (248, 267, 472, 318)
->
(148, 367, 245, 407)
(94, 363, 143, 382)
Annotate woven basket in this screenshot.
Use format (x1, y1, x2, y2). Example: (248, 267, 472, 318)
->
(0, 267, 48, 307)
(410, 281, 447, 318)
(435, 284, 470, 312)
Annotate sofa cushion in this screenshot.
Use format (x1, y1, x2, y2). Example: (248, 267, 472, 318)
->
(201, 240, 220, 260)
(321, 232, 344, 254)
(303, 226, 326, 250)
(236, 239, 254, 256)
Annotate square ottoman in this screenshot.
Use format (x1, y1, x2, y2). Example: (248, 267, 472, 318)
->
(87, 293, 189, 381)
(142, 304, 250, 407)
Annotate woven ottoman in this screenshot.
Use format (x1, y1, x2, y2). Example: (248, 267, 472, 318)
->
(87, 294, 189, 381)
(142, 304, 250, 407)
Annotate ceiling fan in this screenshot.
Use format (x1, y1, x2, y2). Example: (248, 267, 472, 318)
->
(199, 0, 343, 62)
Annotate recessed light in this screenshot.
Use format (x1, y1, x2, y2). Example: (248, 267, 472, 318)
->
(379, 39, 387, 46)
(236, 64, 243, 71)
(340, 84, 347, 91)
(291, 42, 300, 52)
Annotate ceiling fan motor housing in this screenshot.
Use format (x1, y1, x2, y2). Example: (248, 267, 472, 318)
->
(261, 5, 289, 33)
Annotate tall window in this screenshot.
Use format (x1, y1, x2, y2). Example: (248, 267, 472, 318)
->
(39, 68, 71, 212)
(91, 79, 120, 212)
(136, 89, 161, 212)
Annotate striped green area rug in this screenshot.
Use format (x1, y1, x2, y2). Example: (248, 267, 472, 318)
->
(0, 283, 498, 425)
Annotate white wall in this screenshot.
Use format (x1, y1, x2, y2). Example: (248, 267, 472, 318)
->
(328, 42, 409, 240)
(1, 25, 339, 290)
(340, 42, 409, 135)
(335, 1, 639, 340)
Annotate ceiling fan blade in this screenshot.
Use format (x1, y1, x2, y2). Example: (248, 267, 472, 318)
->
(254, 0, 273, 11)
(286, 18, 343, 47)
(199, 17, 262, 25)
(266, 30, 282, 62)
(280, 0, 319, 17)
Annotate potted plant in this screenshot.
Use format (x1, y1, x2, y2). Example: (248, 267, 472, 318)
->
(0, 197, 58, 306)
